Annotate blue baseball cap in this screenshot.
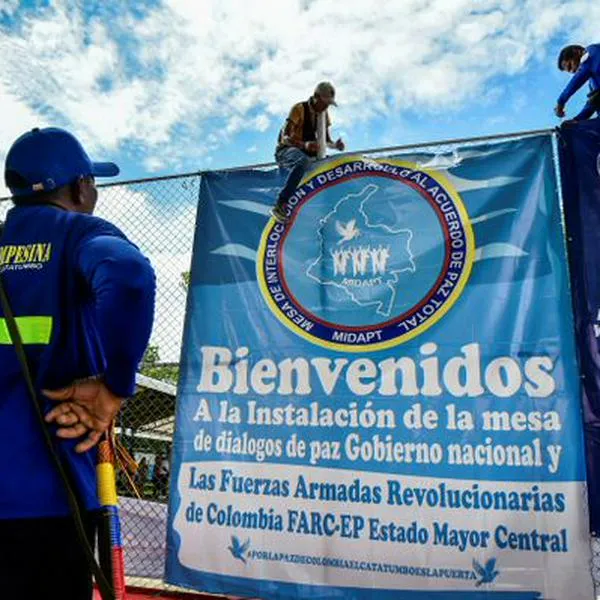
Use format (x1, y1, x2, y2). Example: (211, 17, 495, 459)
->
(4, 127, 119, 197)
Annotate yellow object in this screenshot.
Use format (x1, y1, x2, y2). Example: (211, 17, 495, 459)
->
(97, 463, 118, 506)
(0, 316, 52, 344)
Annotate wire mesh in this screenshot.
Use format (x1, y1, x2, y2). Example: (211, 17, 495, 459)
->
(91, 175, 200, 585)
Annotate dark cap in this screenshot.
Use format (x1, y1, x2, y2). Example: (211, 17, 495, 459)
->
(314, 81, 337, 106)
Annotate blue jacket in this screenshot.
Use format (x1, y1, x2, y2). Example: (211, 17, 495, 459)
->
(557, 44, 600, 120)
(0, 204, 155, 518)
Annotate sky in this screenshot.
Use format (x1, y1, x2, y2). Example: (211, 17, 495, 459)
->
(0, 0, 599, 192)
(1, 0, 599, 362)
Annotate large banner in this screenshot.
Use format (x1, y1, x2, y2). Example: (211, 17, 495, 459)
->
(559, 119, 600, 535)
(166, 135, 594, 599)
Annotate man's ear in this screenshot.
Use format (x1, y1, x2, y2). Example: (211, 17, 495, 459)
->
(70, 178, 84, 207)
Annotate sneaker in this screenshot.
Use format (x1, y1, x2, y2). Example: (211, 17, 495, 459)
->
(270, 204, 289, 224)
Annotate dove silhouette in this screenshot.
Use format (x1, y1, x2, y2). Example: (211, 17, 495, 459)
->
(473, 558, 499, 586)
(228, 535, 251, 563)
(335, 219, 360, 244)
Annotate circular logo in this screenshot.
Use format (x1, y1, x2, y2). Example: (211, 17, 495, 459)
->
(257, 157, 474, 351)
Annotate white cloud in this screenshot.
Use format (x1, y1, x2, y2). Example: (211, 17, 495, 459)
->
(0, 0, 598, 173)
(0, 82, 46, 197)
(144, 156, 167, 173)
(0, 0, 20, 17)
(253, 114, 271, 132)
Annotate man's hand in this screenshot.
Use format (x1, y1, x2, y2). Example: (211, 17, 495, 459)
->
(43, 379, 123, 453)
(334, 138, 345, 151)
(305, 141, 320, 154)
(554, 104, 566, 118)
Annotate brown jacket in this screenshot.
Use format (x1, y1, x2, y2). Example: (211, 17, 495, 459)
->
(276, 100, 331, 156)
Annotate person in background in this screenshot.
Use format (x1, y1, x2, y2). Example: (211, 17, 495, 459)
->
(0, 127, 156, 599)
(156, 454, 170, 498)
(135, 456, 149, 496)
(271, 81, 345, 223)
(555, 43, 600, 123)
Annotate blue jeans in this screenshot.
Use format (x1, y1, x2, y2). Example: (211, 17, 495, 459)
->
(275, 146, 312, 208)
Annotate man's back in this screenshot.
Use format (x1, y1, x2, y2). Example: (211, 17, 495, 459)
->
(584, 44, 600, 84)
(0, 204, 153, 518)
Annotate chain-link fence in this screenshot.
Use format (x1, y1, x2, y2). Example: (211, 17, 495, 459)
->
(3, 129, 600, 596)
(95, 174, 201, 589)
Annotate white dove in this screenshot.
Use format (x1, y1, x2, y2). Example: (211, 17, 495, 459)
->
(335, 219, 360, 244)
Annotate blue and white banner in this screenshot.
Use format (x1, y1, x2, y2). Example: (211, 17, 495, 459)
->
(559, 119, 600, 536)
(166, 135, 594, 599)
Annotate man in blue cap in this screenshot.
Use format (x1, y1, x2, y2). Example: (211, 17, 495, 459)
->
(0, 127, 156, 598)
(555, 43, 600, 122)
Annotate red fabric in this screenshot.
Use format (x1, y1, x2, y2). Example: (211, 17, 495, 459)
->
(111, 547, 127, 599)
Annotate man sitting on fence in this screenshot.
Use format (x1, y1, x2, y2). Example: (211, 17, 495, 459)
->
(555, 43, 600, 123)
(271, 81, 345, 223)
(0, 127, 156, 599)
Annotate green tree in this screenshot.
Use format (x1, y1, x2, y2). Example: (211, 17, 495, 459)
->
(140, 344, 179, 385)
(180, 270, 190, 291)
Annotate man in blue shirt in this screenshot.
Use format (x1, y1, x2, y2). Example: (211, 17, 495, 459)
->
(0, 128, 156, 599)
(555, 44, 600, 122)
